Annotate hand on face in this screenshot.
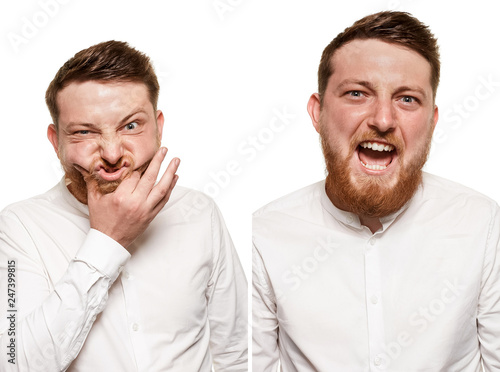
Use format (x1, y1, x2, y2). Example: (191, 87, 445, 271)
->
(85, 147, 180, 250)
(47, 80, 177, 248)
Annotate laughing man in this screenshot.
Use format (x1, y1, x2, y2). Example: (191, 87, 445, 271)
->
(252, 11, 500, 371)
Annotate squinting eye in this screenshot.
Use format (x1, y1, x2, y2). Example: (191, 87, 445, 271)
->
(125, 122, 138, 130)
(78, 130, 89, 135)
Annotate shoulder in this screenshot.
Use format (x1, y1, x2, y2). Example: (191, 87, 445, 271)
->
(159, 184, 220, 223)
(421, 172, 498, 210)
(0, 182, 65, 221)
(253, 180, 324, 221)
(168, 184, 214, 205)
(417, 172, 499, 226)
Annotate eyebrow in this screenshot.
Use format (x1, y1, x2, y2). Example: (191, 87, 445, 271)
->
(65, 108, 150, 130)
(393, 85, 428, 99)
(336, 79, 375, 92)
(64, 122, 99, 132)
(118, 108, 149, 126)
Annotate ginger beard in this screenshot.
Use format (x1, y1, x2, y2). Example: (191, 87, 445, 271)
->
(320, 124, 434, 218)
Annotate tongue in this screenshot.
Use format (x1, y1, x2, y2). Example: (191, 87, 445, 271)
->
(358, 147, 393, 166)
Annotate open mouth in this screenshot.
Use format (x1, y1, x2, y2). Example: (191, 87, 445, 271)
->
(96, 166, 128, 182)
(357, 141, 396, 172)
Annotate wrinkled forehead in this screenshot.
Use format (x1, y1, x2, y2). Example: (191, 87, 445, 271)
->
(56, 80, 154, 127)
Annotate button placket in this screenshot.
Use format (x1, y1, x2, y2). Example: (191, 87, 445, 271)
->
(120, 268, 151, 370)
(364, 235, 386, 369)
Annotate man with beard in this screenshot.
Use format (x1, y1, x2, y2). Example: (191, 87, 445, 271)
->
(252, 11, 500, 371)
(0, 41, 247, 371)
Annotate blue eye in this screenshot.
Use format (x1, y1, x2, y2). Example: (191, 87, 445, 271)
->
(78, 130, 89, 135)
(401, 96, 416, 103)
(125, 122, 138, 130)
(349, 91, 363, 97)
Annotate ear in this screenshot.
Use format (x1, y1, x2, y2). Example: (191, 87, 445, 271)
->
(156, 110, 164, 141)
(307, 93, 322, 133)
(47, 124, 60, 158)
(432, 105, 439, 130)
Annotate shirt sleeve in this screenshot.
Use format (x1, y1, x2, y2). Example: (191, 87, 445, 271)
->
(0, 212, 130, 372)
(252, 243, 280, 372)
(206, 205, 248, 372)
(477, 203, 500, 371)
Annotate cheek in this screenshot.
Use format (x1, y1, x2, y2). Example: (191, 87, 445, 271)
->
(123, 137, 158, 161)
(60, 141, 99, 166)
(330, 105, 367, 137)
(401, 118, 434, 156)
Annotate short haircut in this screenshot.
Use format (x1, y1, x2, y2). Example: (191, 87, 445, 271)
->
(45, 40, 159, 129)
(318, 11, 440, 104)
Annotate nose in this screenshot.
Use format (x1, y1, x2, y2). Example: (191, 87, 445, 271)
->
(99, 135, 124, 165)
(368, 98, 396, 133)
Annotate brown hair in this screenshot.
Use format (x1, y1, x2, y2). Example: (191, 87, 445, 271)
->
(45, 40, 159, 129)
(318, 11, 440, 104)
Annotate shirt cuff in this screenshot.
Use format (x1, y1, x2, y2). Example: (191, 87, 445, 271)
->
(74, 228, 131, 280)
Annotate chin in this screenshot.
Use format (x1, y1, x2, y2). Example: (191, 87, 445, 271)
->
(322, 137, 429, 219)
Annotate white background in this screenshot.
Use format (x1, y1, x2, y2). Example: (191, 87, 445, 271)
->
(1, 0, 499, 280)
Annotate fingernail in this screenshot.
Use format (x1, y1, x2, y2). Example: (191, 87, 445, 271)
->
(161, 147, 167, 156)
(175, 158, 180, 166)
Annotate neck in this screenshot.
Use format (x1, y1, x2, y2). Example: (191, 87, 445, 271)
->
(359, 215, 383, 234)
(325, 183, 383, 234)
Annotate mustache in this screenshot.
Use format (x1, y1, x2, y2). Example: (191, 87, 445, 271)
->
(349, 129, 404, 154)
(72, 156, 152, 185)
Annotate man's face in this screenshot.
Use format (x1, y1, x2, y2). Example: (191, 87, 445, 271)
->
(48, 80, 163, 204)
(308, 38, 439, 218)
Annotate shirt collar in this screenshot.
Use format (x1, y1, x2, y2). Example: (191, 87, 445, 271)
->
(319, 179, 417, 233)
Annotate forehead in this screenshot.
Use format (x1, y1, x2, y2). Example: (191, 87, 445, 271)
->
(329, 39, 432, 92)
(56, 80, 152, 125)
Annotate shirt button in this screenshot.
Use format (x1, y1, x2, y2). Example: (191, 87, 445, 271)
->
(346, 215, 354, 224)
(122, 271, 130, 279)
(370, 295, 379, 304)
(131, 323, 139, 332)
(374, 356, 382, 366)
(369, 238, 376, 246)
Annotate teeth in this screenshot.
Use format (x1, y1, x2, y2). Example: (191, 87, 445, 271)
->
(360, 161, 387, 171)
(360, 142, 394, 152)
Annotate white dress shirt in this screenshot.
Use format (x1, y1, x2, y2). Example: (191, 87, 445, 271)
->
(0, 179, 247, 372)
(252, 173, 500, 372)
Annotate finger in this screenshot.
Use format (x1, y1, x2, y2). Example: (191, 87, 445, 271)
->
(115, 170, 141, 194)
(135, 147, 168, 194)
(85, 176, 101, 207)
(74, 164, 99, 205)
(74, 164, 90, 178)
(147, 157, 180, 208)
(167, 174, 179, 198)
(152, 174, 179, 214)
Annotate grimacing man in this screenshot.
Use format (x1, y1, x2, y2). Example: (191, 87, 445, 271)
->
(252, 11, 500, 371)
(0, 41, 247, 371)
